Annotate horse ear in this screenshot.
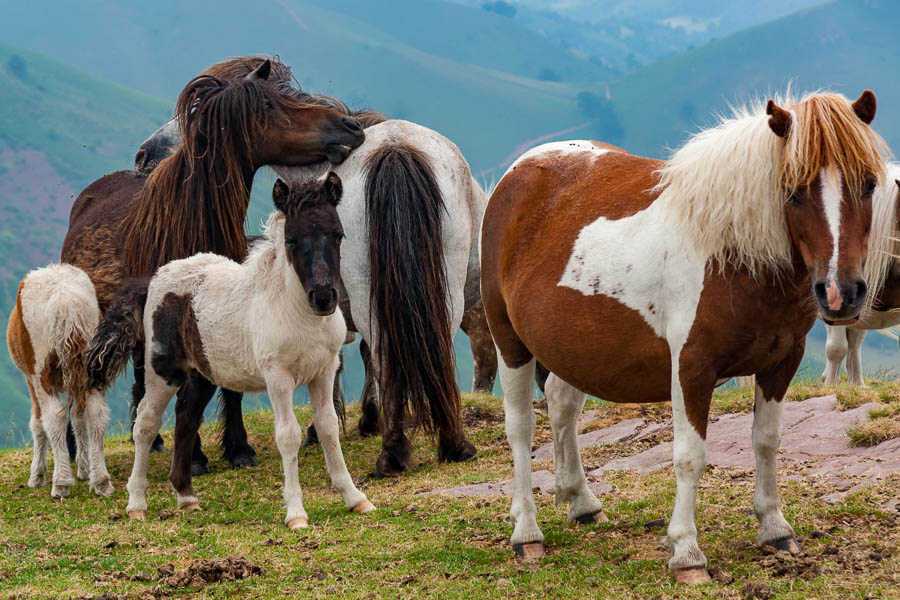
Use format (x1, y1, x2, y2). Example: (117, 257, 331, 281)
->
(272, 179, 289, 212)
(852, 89, 877, 125)
(323, 172, 342, 206)
(246, 59, 272, 82)
(766, 99, 791, 138)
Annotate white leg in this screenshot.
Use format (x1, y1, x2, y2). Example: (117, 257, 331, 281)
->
(265, 371, 307, 529)
(752, 384, 797, 549)
(665, 354, 708, 580)
(499, 356, 543, 557)
(545, 374, 605, 523)
(822, 324, 847, 384)
(84, 391, 113, 496)
(845, 328, 867, 386)
(126, 371, 176, 518)
(70, 405, 90, 481)
(308, 360, 370, 513)
(33, 378, 74, 499)
(28, 399, 48, 488)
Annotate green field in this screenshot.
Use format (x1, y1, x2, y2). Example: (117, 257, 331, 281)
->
(0, 385, 898, 598)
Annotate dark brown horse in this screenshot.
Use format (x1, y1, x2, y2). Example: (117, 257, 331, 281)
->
(61, 58, 364, 474)
(481, 91, 886, 582)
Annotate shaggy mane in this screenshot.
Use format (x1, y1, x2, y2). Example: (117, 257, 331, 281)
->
(863, 163, 900, 314)
(655, 91, 889, 275)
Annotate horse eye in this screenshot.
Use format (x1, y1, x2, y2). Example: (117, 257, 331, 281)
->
(863, 178, 877, 197)
(285, 238, 297, 248)
(787, 194, 802, 206)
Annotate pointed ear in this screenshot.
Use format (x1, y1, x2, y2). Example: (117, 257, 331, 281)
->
(323, 172, 342, 206)
(246, 59, 272, 82)
(272, 179, 289, 212)
(852, 89, 877, 125)
(766, 99, 792, 138)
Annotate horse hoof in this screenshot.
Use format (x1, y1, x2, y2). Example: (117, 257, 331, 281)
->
(91, 479, 115, 497)
(27, 475, 46, 488)
(127, 510, 146, 520)
(181, 503, 201, 512)
(149, 436, 166, 454)
(671, 567, 711, 585)
(51, 485, 71, 499)
(769, 536, 802, 554)
(574, 510, 609, 525)
(229, 453, 258, 469)
(512, 542, 545, 561)
(191, 462, 212, 477)
(439, 438, 478, 463)
(287, 517, 308, 530)
(352, 500, 376, 514)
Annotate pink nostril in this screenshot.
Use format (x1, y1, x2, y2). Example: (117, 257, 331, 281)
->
(826, 275, 842, 311)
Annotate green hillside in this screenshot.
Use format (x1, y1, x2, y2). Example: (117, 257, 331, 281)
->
(0, 0, 603, 172)
(606, 0, 900, 157)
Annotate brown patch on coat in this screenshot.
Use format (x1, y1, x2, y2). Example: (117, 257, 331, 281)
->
(150, 293, 212, 386)
(40, 351, 61, 397)
(6, 280, 35, 375)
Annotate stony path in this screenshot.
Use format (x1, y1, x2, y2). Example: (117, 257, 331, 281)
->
(425, 395, 900, 504)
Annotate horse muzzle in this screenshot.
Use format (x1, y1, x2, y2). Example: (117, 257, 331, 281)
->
(813, 275, 867, 324)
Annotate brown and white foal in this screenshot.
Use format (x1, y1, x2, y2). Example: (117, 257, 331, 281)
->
(481, 90, 886, 582)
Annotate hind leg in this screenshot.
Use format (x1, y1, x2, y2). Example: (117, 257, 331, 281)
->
(70, 407, 90, 481)
(31, 376, 74, 499)
(27, 383, 47, 488)
(82, 390, 114, 496)
(66, 421, 78, 463)
(220, 388, 257, 468)
(170, 374, 217, 510)
(127, 367, 178, 519)
(461, 300, 498, 393)
(822, 325, 847, 384)
(131, 349, 166, 453)
(357, 339, 380, 437)
(545, 374, 606, 524)
(376, 371, 411, 477)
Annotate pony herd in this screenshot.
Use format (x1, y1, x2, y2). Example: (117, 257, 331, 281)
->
(7, 54, 899, 584)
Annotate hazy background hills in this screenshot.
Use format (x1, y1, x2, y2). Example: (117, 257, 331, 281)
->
(0, 0, 897, 446)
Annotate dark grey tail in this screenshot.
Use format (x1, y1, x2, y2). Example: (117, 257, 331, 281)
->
(364, 143, 461, 440)
(86, 278, 150, 389)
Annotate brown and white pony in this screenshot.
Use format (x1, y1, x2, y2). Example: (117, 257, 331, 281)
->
(480, 91, 886, 583)
(823, 166, 900, 384)
(61, 58, 364, 473)
(6, 264, 113, 498)
(87, 174, 373, 527)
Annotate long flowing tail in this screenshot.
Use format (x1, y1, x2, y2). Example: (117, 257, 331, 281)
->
(86, 278, 150, 390)
(365, 143, 461, 440)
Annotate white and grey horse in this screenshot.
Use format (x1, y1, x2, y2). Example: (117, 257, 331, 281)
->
(87, 174, 373, 527)
(823, 164, 900, 384)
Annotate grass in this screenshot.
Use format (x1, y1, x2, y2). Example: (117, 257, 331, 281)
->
(1, 389, 898, 599)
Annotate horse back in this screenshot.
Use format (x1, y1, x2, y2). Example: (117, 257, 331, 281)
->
(61, 170, 145, 310)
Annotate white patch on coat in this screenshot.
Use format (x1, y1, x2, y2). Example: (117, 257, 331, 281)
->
(501, 141, 613, 183)
(821, 166, 843, 279)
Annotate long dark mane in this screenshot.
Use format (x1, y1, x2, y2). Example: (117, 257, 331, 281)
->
(122, 75, 287, 277)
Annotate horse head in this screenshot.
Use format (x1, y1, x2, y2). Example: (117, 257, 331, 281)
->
(769, 90, 886, 324)
(273, 173, 344, 316)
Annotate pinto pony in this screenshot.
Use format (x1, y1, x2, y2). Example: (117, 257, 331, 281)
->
(61, 58, 365, 472)
(6, 265, 113, 498)
(87, 174, 373, 527)
(822, 167, 900, 385)
(481, 90, 886, 582)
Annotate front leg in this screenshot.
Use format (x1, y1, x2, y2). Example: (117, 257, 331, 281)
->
(665, 352, 713, 584)
(822, 324, 847, 384)
(265, 371, 307, 529)
(753, 345, 804, 553)
(308, 358, 372, 513)
(844, 328, 867, 386)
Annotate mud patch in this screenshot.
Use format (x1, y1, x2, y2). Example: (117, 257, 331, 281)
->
(156, 556, 263, 589)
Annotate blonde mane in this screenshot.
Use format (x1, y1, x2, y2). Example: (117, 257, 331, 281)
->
(862, 163, 900, 314)
(656, 91, 889, 275)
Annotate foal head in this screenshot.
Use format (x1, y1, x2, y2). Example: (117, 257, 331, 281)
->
(768, 90, 886, 324)
(273, 173, 344, 315)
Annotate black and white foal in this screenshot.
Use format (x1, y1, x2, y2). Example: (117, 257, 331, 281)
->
(88, 173, 373, 528)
